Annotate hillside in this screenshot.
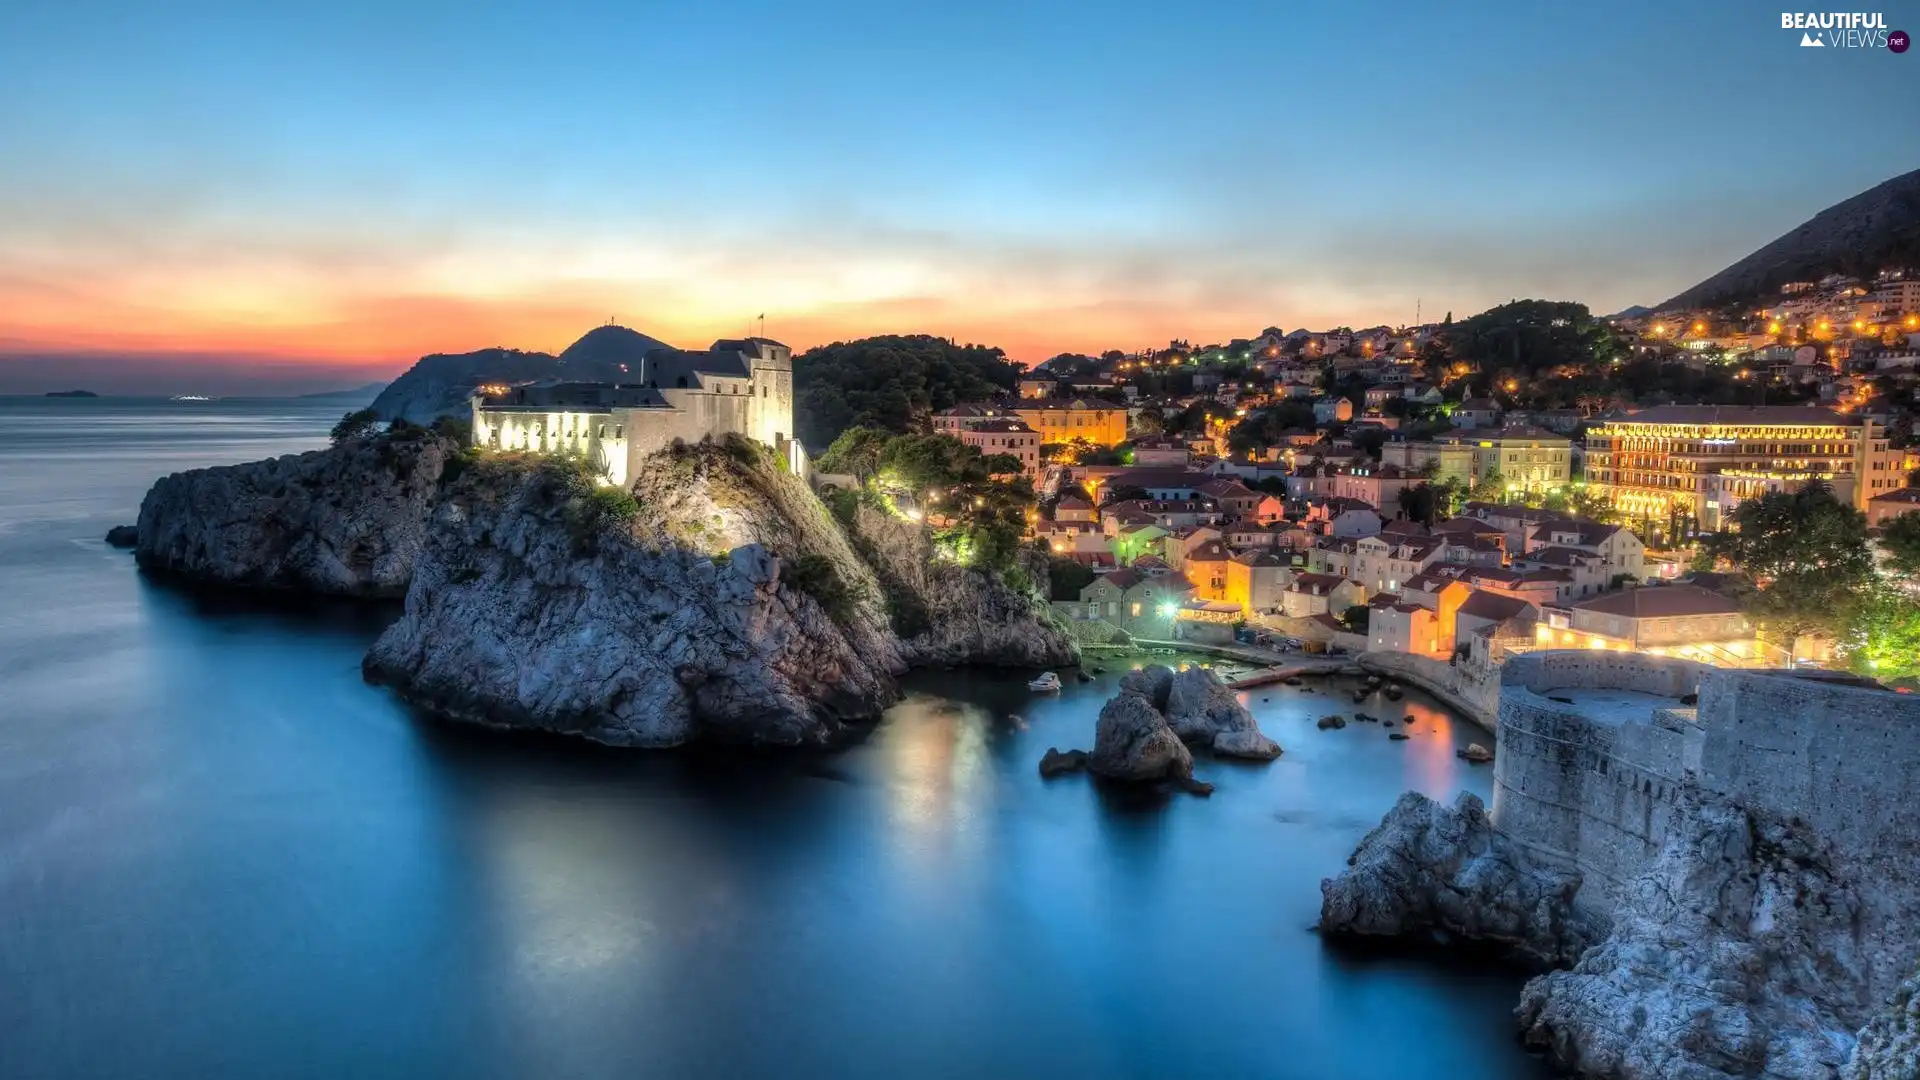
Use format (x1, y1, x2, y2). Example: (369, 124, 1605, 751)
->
(366, 325, 675, 424)
(1659, 167, 1920, 311)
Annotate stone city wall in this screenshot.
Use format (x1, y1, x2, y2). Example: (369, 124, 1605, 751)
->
(1492, 653, 1707, 915)
(1489, 652, 1920, 982)
(1356, 651, 1500, 730)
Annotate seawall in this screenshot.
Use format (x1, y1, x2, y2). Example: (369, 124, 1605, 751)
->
(1355, 652, 1500, 731)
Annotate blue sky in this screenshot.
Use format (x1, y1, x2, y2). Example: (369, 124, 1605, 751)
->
(0, 0, 1915, 391)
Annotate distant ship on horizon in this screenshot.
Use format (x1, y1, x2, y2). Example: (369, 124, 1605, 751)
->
(169, 394, 214, 402)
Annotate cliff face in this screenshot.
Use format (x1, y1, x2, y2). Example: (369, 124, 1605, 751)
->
(1324, 783, 1916, 1080)
(135, 431, 458, 598)
(363, 438, 1076, 747)
(848, 503, 1077, 668)
(1844, 964, 1919, 1080)
(1516, 791, 1871, 1080)
(1319, 791, 1597, 969)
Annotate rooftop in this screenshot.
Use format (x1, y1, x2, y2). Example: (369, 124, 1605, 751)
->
(1572, 584, 1745, 619)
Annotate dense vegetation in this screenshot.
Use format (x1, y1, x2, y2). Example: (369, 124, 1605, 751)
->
(1702, 482, 1919, 679)
(818, 427, 1035, 574)
(793, 334, 1021, 446)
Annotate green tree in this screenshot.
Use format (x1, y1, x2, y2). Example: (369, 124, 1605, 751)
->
(1046, 555, 1095, 601)
(1397, 483, 1437, 526)
(1838, 587, 1920, 681)
(1878, 513, 1920, 579)
(1707, 482, 1873, 638)
(816, 426, 892, 480)
(1338, 605, 1370, 635)
(793, 334, 1020, 445)
(330, 408, 381, 444)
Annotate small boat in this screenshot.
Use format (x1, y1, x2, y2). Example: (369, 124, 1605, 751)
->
(1027, 671, 1063, 693)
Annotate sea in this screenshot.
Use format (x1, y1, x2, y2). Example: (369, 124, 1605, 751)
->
(0, 395, 1559, 1080)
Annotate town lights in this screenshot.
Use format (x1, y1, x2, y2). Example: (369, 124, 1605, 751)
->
(1157, 602, 1179, 619)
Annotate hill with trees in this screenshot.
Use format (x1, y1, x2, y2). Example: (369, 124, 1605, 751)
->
(1658, 167, 1920, 311)
(793, 335, 1021, 447)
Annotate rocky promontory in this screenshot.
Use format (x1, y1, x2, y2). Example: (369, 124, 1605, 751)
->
(1321, 783, 1920, 1080)
(362, 436, 1076, 747)
(1318, 791, 1595, 968)
(134, 428, 460, 597)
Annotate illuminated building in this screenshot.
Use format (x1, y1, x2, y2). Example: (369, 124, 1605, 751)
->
(1012, 398, 1129, 448)
(1585, 405, 1904, 530)
(471, 334, 797, 488)
(953, 418, 1040, 478)
(1531, 585, 1772, 667)
(1429, 425, 1573, 492)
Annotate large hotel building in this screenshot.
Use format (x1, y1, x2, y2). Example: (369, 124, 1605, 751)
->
(1585, 405, 1904, 530)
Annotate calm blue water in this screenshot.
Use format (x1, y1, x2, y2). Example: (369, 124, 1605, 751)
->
(0, 396, 1555, 1080)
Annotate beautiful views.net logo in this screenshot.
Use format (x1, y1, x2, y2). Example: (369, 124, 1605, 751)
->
(1780, 11, 1907, 49)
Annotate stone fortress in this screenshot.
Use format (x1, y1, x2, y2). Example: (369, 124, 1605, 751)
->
(1492, 651, 1920, 1004)
(470, 327, 800, 487)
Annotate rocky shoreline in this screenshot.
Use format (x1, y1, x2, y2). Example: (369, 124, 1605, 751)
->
(1319, 784, 1919, 1080)
(125, 431, 1077, 748)
(1038, 663, 1283, 796)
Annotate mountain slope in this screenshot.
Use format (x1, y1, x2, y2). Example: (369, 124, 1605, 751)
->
(1659, 168, 1920, 311)
(366, 325, 677, 424)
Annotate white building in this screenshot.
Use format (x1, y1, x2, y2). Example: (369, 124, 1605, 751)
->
(471, 331, 798, 488)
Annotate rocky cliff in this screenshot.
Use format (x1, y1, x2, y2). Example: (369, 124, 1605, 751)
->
(847, 503, 1077, 669)
(1323, 784, 1918, 1080)
(1515, 792, 1879, 1080)
(1319, 791, 1596, 968)
(362, 437, 1076, 747)
(1844, 964, 1919, 1080)
(134, 430, 459, 597)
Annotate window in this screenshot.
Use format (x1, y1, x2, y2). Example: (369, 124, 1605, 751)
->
(1130, 602, 1141, 617)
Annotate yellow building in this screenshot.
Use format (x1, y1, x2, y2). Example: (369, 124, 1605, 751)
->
(1585, 405, 1903, 530)
(1431, 425, 1572, 492)
(1014, 398, 1129, 448)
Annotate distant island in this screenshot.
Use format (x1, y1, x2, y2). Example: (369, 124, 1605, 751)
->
(44, 390, 99, 398)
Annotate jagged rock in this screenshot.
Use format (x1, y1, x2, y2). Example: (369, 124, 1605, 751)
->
(1388, 733, 1409, 741)
(1458, 743, 1493, 763)
(1319, 792, 1596, 969)
(1518, 794, 1870, 1080)
(135, 431, 458, 597)
(848, 503, 1077, 669)
(1087, 691, 1195, 785)
(1038, 747, 1088, 778)
(1844, 963, 1919, 1080)
(1383, 720, 1396, 728)
(104, 524, 137, 548)
(1317, 714, 1347, 730)
(1403, 714, 1416, 724)
(1385, 686, 1404, 701)
(1164, 666, 1281, 759)
(365, 439, 1073, 748)
(1119, 664, 1175, 709)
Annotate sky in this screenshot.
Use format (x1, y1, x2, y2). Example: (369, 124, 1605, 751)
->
(1, 0, 1916, 394)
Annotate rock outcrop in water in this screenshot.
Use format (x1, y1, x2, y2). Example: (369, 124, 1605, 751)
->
(362, 437, 1076, 747)
(1323, 784, 1920, 1080)
(1115, 664, 1283, 760)
(1086, 688, 1197, 785)
(1318, 791, 1595, 968)
(134, 429, 459, 597)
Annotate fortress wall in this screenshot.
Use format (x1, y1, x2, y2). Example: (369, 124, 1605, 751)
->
(1353, 652, 1500, 730)
(1492, 654, 1708, 912)
(1695, 669, 1920, 1000)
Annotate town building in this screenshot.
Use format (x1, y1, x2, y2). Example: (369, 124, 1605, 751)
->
(1280, 573, 1363, 619)
(1534, 585, 1764, 666)
(954, 418, 1040, 478)
(471, 334, 797, 488)
(1431, 425, 1573, 493)
(1867, 487, 1920, 528)
(1013, 398, 1129, 448)
(1585, 405, 1904, 527)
